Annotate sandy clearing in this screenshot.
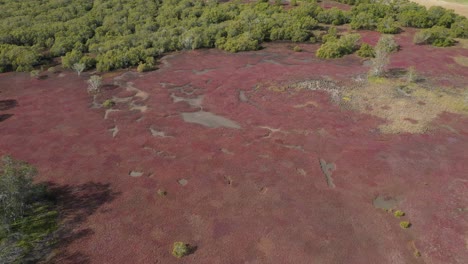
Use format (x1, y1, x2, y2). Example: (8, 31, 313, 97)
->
(411, 0, 468, 17)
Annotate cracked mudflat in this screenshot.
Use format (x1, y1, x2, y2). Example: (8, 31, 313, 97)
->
(1, 37, 468, 264)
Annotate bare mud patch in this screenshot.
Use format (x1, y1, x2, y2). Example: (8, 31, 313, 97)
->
(373, 195, 399, 210)
(181, 111, 241, 129)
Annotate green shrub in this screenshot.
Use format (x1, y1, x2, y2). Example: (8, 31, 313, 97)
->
(137, 62, 153, 72)
(377, 17, 400, 34)
(102, 99, 115, 108)
(376, 35, 399, 53)
(216, 33, 259, 52)
(61, 49, 82, 69)
(293, 45, 302, 52)
(322, 26, 338, 44)
(414, 26, 455, 47)
(394, 210, 405, 218)
(357, 43, 375, 58)
(400, 221, 411, 229)
(317, 8, 349, 26)
(350, 12, 377, 30)
(316, 33, 361, 59)
(79, 56, 96, 70)
(172, 242, 192, 258)
(450, 17, 468, 38)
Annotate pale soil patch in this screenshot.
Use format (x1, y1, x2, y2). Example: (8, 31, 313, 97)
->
(453, 56, 468, 67)
(410, 0, 468, 17)
(343, 78, 468, 134)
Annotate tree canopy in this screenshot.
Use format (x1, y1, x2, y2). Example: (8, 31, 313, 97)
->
(0, 0, 466, 72)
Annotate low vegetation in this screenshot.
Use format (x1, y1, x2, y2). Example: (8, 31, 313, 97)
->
(0, 156, 58, 263)
(0, 0, 467, 73)
(172, 242, 193, 258)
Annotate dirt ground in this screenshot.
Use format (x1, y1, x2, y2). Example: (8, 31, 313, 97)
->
(1, 29, 468, 263)
(410, 0, 468, 17)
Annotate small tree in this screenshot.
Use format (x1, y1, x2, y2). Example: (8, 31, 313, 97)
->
(87, 75, 102, 94)
(72, 63, 85, 76)
(376, 35, 399, 53)
(369, 47, 389, 77)
(406, 66, 417, 83)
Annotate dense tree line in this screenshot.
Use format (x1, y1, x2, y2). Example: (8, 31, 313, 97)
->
(0, 0, 467, 72)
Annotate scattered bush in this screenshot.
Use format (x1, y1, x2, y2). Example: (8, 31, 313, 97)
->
(317, 7, 350, 26)
(87, 75, 102, 94)
(72, 63, 85, 76)
(414, 26, 455, 47)
(400, 221, 411, 229)
(172, 242, 193, 258)
(377, 17, 400, 34)
(61, 49, 82, 69)
(369, 44, 390, 77)
(394, 210, 405, 218)
(102, 99, 115, 108)
(357, 43, 375, 58)
(316, 33, 361, 59)
(293, 45, 302, 52)
(450, 17, 468, 38)
(376, 35, 399, 53)
(350, 12, 377, 30)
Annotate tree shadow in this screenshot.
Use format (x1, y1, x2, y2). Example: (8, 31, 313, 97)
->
(42, 182, 120, 264)
(0, 99, 18, 111)
(0, 114, 13, 123)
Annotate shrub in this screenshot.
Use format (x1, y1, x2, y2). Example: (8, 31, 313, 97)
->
(137, 63, 153, 72)
(450, 17, 468, 38)
(394, 210, 405, 218)
(216, 33, 259, 52)
(357, 43, 375, 58)
(377, 17, 400, 34)
(376, 35, 399, 53)
(293, 45, 302, 52)
(61, 49, 82, 69)
(369, 46, 389, 77)
(172, 242, 192, 258)
(87, 75, 102, 94)
(400, 221, 411, 229)
(79, 56, 96, 70)
(322, 26, 338, 44)
(350, 12, 377, 30)
(317, 7, 349, 26)
(414, 26, 455, 47)
(102, 99, 115, 108)
(72, 63, 85, 76)
(316, 34, 361, 59)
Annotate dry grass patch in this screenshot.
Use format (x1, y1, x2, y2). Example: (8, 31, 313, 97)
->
(342, 79, 468, 134)
(453, 56, 468, 67)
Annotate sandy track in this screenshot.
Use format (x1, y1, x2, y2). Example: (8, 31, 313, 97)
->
(411, 0, 468, 17)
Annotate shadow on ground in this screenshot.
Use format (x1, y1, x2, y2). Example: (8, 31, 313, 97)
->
(43, 182, 120, 264)
(0, 99, 18, 111)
